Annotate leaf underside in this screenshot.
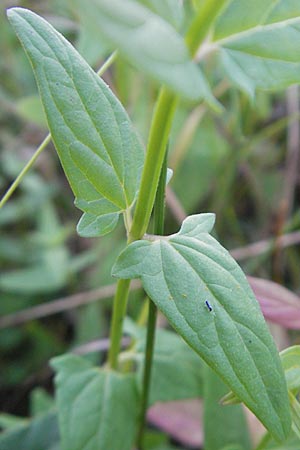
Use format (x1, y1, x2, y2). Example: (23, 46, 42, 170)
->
(113, 213, 291, 441)
(7, 7, 144, 237)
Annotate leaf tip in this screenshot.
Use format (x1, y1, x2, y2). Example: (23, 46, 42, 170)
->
(6, 6, 27, 21)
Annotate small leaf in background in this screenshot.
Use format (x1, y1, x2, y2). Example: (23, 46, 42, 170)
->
(0, 414, 27, 431)
(30, 388, 55, 417)
(113, 213, 291, 441)
(0, 411, 59, 450)
(211, 1, 300, 97)
(247, 276, 300, 329)
(7, 7, 144, 237)
(203, 365, 251, 450)
(289, 392, 300, 441)
(0, 203, 70, 294)
(280, 346, 300, 393)
(76, 0, 216, 104)
(71, 2, 109, 66)
(138, 0, 184, 29)
(15, 95, 47, 128)
(124, 321, 204, 403)
(51, 354, 139, 450)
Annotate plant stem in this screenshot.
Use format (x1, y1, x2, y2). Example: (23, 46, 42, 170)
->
(129, 88, 177, 242)
(0, 133, 52, 209)
(185, 0, 229, 56)
(107, 0, 227, 369)
(136, 154, 167, 449)
(108, 90, 176, 367)
(107, 278, 131, 369)
(254, 432, 272, 450)
(97, 50, 118, 77)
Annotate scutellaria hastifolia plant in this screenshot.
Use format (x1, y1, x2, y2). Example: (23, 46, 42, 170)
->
(4, 0, 300, 449)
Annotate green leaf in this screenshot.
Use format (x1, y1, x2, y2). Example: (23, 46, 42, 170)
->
(138, 0, 184, 29)
(0, 411, 59, 450)
(76, 0, 215, 103)
(289, 393, 300, 440)
(210, 1, 300, 97)
(203, 366, 251, 450)
(51, 354, 139, 450)
(73, 2, 109, 66)
(30, 388, 55, 417)
(15, 95, 47, 128)
(265, 434, 300, 450)
(7, 7, 144, 237)
(0, 414, 27, 431)
(280, 346, 300, 393)
(112, 213, 291, 441)
(124, 320, 204, 403)
(0, 203, 70, 294)
(222, 344, 300, 405)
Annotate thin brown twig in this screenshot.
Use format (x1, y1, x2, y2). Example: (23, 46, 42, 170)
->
(165, 186, 187, 224)
(272, 85, 300, 281)
(0, 280, 141, 329)
(170, 80, 229, 171)
(230, 231, 300, 261)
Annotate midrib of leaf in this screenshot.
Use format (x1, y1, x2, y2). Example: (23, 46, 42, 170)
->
(67, 372, 95, 443)
(97, 372, 111, 447)
(259, 0, 281, 26)
(67, 371, 110, 450)
(70, 375, 98, 450)
(19, 13, 130, 208)
(200, 15, 300, 60)
(46, 69, 126, 196)
(158, 239, 281, 424)
(214, 15, 300, 47)
(222, 48, 300, 66)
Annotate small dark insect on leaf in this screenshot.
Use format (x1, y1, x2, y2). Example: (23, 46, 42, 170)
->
(205, 300, 212, 312)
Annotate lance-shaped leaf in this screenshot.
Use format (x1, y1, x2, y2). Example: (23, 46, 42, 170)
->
(74, 0, 216, 105)
(7, 7, 144, 237)
(51, 355, 139, 450)
(203, 1, 300, 97)
(112, 213, 291, 441)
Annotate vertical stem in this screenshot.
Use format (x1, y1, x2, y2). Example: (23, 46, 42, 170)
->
(107, 90, 176, 368)
(254, 432, 272, 450)
(136, 155, 167, 448)
(129, 88, 177, 242)
(108, 278, 131, 369)
(108, 0, 227, 371)
(185, 0, 229, 56)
